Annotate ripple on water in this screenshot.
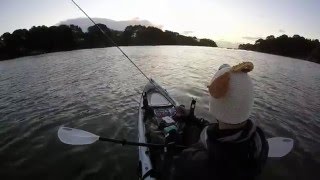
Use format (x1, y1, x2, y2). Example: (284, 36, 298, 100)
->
(0, 46, 319, 180)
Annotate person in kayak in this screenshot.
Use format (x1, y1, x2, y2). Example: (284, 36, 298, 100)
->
(169, 62, 269, 180)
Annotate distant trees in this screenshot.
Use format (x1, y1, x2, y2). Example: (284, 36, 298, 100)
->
(239, 34, 320, 63)
(86, 23, 113, 48)
(0, 24, 217, 61)
(121, 25, 167, 45)
(199, 38, 218, 47)
(0, 25, 78, 60)
(120, 25, 217, 47)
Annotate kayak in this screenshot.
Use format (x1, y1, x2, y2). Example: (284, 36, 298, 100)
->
(138, 79, 179, 180)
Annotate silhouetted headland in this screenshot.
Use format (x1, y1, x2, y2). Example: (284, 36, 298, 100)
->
(239, 35, 320, 64)
(0, 24, 217, 61)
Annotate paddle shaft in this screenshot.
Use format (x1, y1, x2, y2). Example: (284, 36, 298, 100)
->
(99, 137, 186, 149)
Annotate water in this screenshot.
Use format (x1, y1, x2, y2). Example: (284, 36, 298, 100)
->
(0, 46, 319, 180)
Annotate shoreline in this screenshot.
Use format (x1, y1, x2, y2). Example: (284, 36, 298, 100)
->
(1, 45, 319, 65)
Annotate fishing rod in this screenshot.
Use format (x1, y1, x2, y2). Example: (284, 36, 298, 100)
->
(71, 0, 177, 105)
(71, 0, 150, 81)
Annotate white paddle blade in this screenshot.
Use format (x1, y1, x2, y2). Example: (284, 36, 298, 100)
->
(58, 127, 99, 145)
(267, 137, 294, 157)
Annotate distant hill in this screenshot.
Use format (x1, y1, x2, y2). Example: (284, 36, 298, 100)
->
(57, 17, 162, 32)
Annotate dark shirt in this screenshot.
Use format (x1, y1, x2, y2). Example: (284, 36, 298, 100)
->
(170, 120, 269, 180)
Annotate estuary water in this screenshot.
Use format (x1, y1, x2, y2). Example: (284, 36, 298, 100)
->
(0, 46, 319, 180)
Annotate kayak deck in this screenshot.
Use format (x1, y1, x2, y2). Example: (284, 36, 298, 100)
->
(138, 79, 204, 179)
(138, 79, 179, 180)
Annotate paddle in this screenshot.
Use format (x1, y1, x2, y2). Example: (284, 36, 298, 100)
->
(58, 127, 294, 157)
(267, 137, 294, 157)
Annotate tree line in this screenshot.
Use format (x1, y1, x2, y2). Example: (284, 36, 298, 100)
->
(0, 24, 217, 61)
(239, 35, 320, 63)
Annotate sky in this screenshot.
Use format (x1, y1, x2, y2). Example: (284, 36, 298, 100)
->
(0, 0, 319, 45)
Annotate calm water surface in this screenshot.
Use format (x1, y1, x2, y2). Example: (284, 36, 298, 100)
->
(0, 46, 319, 180)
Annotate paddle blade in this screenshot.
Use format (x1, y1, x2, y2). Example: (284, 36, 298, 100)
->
(58, 127, 99, 145)
(267, 137, 294, 157)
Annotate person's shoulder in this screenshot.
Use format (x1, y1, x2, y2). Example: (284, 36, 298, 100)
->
(255, 126, 265, 135)
(254, 125, 268, 142)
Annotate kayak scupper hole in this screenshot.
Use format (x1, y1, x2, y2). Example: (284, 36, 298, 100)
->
(63, 127, 73, 131)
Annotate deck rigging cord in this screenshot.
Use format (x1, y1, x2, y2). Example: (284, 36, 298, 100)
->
(71, 0, 150, 82)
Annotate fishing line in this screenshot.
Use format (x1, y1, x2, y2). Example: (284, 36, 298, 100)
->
(71, 0, 176, 104)
(71, 0, 150, 82)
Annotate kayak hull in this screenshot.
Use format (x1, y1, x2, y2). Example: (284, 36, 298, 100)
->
(138, 79, 177, 180)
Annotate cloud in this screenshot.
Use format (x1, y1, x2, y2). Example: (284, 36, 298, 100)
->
(279, 29, 286, 33)
(131, 17, 140, 21)
(182, 31, 194, 35)
(57, 17, 162, 31)
(242, 36, 263, 40)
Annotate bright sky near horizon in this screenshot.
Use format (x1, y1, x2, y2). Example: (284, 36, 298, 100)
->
(1, 0, 319, 44)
